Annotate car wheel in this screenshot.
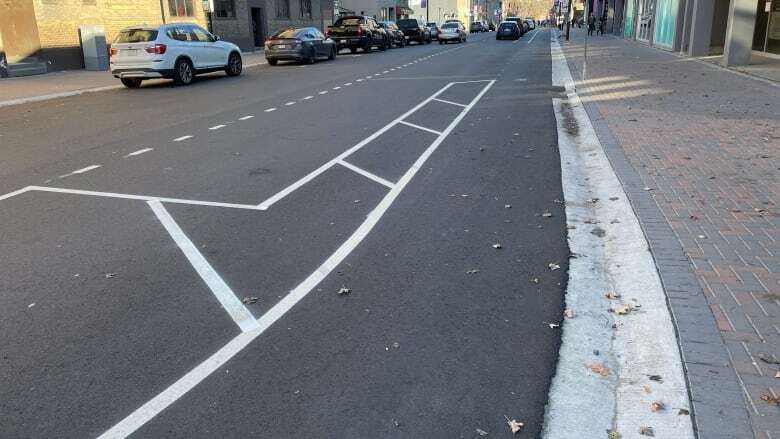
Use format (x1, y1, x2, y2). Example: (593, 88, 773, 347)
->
(328, 46, 336, 60)
(225, 52, 242, 76)
(120, 78, 142, 88)
(305, 47, 315, 64)
(379, 38, 387, 51)
(439, 40, 443, 44)
(267, 58, 278, 66)
(172, 58, 194, 85)
(350, 47, 357, 54)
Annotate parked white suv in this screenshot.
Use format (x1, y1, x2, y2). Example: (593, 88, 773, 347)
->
(110, 23, 242, 88)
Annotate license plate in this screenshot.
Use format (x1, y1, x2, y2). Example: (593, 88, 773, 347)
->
(124, 49, 139, 56)
(340, 39, 346, 43)
(405, 36, 410, 39)
(276, 44, 288, 49)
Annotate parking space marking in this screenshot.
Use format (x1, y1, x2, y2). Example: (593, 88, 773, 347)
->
(99, 79, 496, 439)
(208, 125, 226, 130)
(399, 120, 443, 136)
(124, 148, 154, 158)
(238, 115, 255, 120)
(265, 107, 277, 112)
(148, 200, 259, 332)
(173, 135, 193, 142)
(0, 186, 33, 202)
(337, 160, 395, 189)
(433, 97, 468, 107)
(59, 165, 101, 179)
(527, 30, 539, 44)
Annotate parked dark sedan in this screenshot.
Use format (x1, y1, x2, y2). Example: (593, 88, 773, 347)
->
(379, 21, 405, 48)
(265, 27, 337, 65)
(496, 21, 521, 40)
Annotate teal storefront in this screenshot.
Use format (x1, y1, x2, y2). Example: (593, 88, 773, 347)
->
(653, 0, 679, 47)
(622, 0, 680, 48)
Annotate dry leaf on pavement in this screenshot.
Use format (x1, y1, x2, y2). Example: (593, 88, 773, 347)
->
(476, 428, 488, 436)
(650, 401, 665, 412)
(647, 375, 663, 383)
(337, 287, 351, 295)
(775, 371, 780, 379)
(678, 408, 690, 415)
(588, 362, 610, 376)
(492, 244, 502, 249)
(639, 426, 655, 436)
(616, 304, 635, 315)
(242, 296, 259, 304)
(542, 212, 553, 218)
(643, 385, 652, 394)
(760, 393, 779, 405)
(564, 309, 574, 319)
(605, 291, 620, 300)
(548, 263, 560, 270)
(504, 415, 524, 434)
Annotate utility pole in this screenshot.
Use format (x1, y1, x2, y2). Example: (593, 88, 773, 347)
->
(565, 0, 572, 40)
(583, 0, 589, 80)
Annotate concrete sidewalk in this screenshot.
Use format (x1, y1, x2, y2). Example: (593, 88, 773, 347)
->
(557, 29, 779, 439)
(0, 51, 266, 107)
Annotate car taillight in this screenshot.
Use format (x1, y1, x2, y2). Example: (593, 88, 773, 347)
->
(109, 47, 117, 56)
(144, 43, 166, 55)
(326, 28, 332, 36)
(357, 26, 365, 36)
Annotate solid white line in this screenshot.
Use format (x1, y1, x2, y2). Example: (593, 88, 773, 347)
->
(173, 135, 193, 142)
(399, 120, 442, 135)
(257, 81, 458, 210)
(239, 115, 255, 120)
(302, 96, 313, 100)
(59, 165, 101, 179)
(265, 107, 277, 112)
(337, 160, 395, 188)
(284, 102, 296, 106)
(98, 80, 495, 439)
(527, 30, 539, 44)
(148, 200, 258, 332)
(433, 97, 468, 107)
(0, 186, 33, 202)
(124, 148, 154, 158)
(25, 186, 263, 210)
(209, 124, 226, 130)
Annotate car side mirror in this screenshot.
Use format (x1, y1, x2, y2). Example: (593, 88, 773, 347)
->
(214, 35, 222, 41)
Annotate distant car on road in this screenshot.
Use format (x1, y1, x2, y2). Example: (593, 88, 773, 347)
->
(488, 22, 496, 31)
(378, 21, 406, 48)
(504, 17, 528, 36)
(265, 27, 337, 65)
(470, 21, 487, 32)
(397, 18, 431, 44)
(495, 21, 521, 40)
(427, 22, 439, 39)
(327, 16, 389, 53)
(109, 23, 242, 88)
(438, 21, 467, 44)
(525, 18, 536, 30)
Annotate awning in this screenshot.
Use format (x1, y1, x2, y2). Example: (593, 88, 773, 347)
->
(395, 5, 414, 15)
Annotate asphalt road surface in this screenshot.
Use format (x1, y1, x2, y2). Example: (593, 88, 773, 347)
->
(0, 29, 569, 438)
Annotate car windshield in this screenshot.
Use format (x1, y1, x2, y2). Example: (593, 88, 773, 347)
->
(273, 28, 303, 38)
(334, 18, 361, 26)
(501, 23, 515, 29)
(442, 23, 458, 29)
(397, 19, 419, 28)
(114, 29, 158, 43)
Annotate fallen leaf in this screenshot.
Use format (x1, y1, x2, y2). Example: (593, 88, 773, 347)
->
(504, 416, 524, 434)
(643, 187, 654, 191)
(505, 204, 512, 208)
(545, 322, 560, 329)
(647, 374, 663, 383)
(241, 296, 259, 304)
(758, 355, 780, 365)
(760, 393, 779, 405)
(542, 212, 553, 218)
(643, 385, 652, 394)
(678, 408, 690, 415)
(564, 309, 574, 319)
(650, 401, 665, 412)
(609, 197, 619, 201)
(639, 426, 655, 436)
(466, 269, 480, 274)
(607, 429, 621, 439)
(28, 303, 35, 308)
(775, 371, 780, 379)
(391, 341, 400, 349)
(492, 244, 502, 249)
(548, 263, 560, 271)
(476, 428, 489, 436)
(530, 278, 539, 283)
(105, 273, 117, 279)
(605, 291, 621, 300)
(337, 287, 351, 295)
(588, 362, 610, 376)
(616, 304, 635, 315)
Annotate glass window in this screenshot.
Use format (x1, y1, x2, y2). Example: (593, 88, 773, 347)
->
(191, 26, 214, 42)
(300, 0, 312, 19)
(166, 26, 193, 41)
(272, 28, 302, 38)
(114, 29, 158, 43)
(397, 19, 419, 28)
(334, 18, 362, 26)
(168, 0, 194, 17)
(214, 0, 236, 18)
(276, 0, 290, 19)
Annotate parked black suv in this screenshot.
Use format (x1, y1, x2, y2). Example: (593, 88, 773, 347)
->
(327, 16, 389, 53)
(396, 18, 431, 44)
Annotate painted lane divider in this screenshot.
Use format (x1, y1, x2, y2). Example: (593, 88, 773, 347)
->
(124, 148, 154, 158)
(58, 165, 101, 179)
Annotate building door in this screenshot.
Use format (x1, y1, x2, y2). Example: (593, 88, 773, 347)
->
(251, 8, 265, 48)
(624, 0, 636, 37)
(636, 0, 654, 41)
(754, 0, 780, 53)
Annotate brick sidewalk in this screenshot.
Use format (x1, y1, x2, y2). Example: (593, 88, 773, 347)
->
(558, 29, 779, 438)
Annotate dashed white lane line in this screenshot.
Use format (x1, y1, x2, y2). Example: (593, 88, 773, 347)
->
(302, 96, 314, 100)
(59, 165, 101, 179)
(265, 107, 277, 112)
(319, 90, 328, 94)
(344, 82, 352, 86)
(284, 101, 296, 106)
(239, 115, 255, 120)
(124, 148, 154, 158)
(365, 75, 373, 79)
(332, 86, 341, 90)
(209, 124, 226, 130)
(356, 79, 364, 82)
(173, 135, 193, 142)
(383, 70, 389, 73)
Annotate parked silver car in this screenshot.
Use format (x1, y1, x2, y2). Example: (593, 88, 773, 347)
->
(427, 22, 439, 39)
(438, 21, 467, 44)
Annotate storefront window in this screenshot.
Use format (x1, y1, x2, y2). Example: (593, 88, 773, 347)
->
(624, 0, 635, 37)
(168, 0, 194, 16)
(653, 0, 678, 46)
(214, 0, 236, 18)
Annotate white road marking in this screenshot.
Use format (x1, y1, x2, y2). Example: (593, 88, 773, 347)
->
(343, 82, 352, 86)
(284, 102, 296, 106)
(239, 115, 255, 120)
(265, 107, 277, 112)
(173, 135, 193, 142)
(383, 70, 389, 73)
(59, 165, 101, 179)
(527, 30, 539, 44)
(332, 86, 341, 90)
(0, 186, 33, 202)
(365, 75, 373, 78)
(433, 97, 468, 107)
(337, 160, 395, 188)
(399, 120, 442, 135)
(148, 200, 258, 332)
(209, 124, 226, 130)
(318, 91, 328, 94)
(356, 79, 364, 82)
(124, 148, 154, 158)
(98, 80, 495, 439)
(23, 186, 263, 210)
(302, 96, 314, 100)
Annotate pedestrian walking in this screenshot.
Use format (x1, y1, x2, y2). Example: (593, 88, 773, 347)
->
(587, 12, 595, 36)
(596, 17, 603, 35)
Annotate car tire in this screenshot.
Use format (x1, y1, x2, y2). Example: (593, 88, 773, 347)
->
(439, 40, 443, 44)
(328, 46, 337, 60)
(267, 58, 278, 66)
(379, 38, 387, 51)
(172, 58, 194, 86)
(225, 52, 242, 76)
(120, 78, 142, 88)
(305, 47, 315, 64)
